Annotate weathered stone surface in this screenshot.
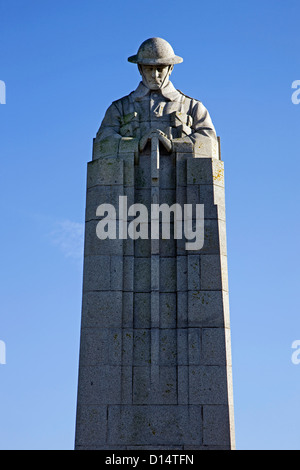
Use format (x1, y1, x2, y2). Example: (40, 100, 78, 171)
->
(188, 366, 228, 404)
(203, 405, 231, 446)
(188, 290, 225, 327)
(107, 405, 203, 446)
(81, 291, 123, 328)
(75, 405, 107, 447)
(87, 157, 123, 188)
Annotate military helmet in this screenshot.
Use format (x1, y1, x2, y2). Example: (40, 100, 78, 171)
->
(128, 37, 183, 65)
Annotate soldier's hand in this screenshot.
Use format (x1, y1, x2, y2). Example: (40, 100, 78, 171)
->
(139, 130, 152, 152)
(139, 129, 172, 153)
(156, 130, 172, 152)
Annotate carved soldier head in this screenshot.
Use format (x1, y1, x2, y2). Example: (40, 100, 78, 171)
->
(128, 37, 183, 91)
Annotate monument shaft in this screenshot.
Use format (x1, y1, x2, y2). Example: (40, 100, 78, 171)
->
(75, 148, 235, 450)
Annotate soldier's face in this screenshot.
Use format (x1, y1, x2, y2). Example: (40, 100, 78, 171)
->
(139, 65, 172, 90)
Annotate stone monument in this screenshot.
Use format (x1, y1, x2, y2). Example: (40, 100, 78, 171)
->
(75, 38, 235, 450)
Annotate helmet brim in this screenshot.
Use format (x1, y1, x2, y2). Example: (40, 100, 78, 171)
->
(128, 55, 183, 65)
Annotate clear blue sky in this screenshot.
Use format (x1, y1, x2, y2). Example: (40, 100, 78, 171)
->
(0, 0, 299, 450)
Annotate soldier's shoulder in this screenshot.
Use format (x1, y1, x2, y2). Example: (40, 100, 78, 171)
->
(107, 92, 134, 113)
(176, 89, 203, 104)
(111, 93, 132, 107)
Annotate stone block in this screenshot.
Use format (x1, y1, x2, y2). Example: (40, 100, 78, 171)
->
(110, 153, 134, 187)
(186, 184, 199, 206)
(134, 238, 151, 257)
(159, 154, 176, 189)
(177, 291, 188, 327)
(85, 185, 110, 222)
(177, 366, 189, 404)
(121, 365, 133, 404)
(188, 255, 201, 291)
(79, 327, 122, 366)
(159, 329, 177, 365)
(81, 291, 123, 328)
(175, 186, 186, 208)
(134, 188, 151, 207)
(159, 188, 176, 206)
(133, 330, 151, 366)
(132, 366, 150, 404)
(193, 135, 219, 159)
(160, 293, 176, 328)
(107, 405, 202, 446)
(187, 158, 224, 188)
(84, 220, 123, 256)
(188, 328, 202, 365)
(176, 155, 188, 187)
(87, 157, 123, 188)
(135, 155, 151, 189)
(122, 291, 133, 327)
(177, 218, 220, 255)
(176, 256, 188, 292)
(198, 184, 219, 220)
(123, 237, 134, 256)
(134, 258, 151, 292)
(77, 365, 122, 405)
(200, 254, 222, 290)
(92, 136, 119, 159)
(187, 158, 212, 185)
(133, 366, 177, 405)
(75, 405, 107, 447)
(134, 293, 151, 328)
(123, 256, 134, 291)
(160, 235, 176, 257)
(118, 137, 139, 155)
(110, 185, 127, 211)
(123, 185, 135, 206)
(173, 138, 194, 154)
(212, 184, 226, 220)
(177, 330, 188, 365)
(120, 330, 134, 365)
(203, 405, 231, 446)
(189, 366, 228, 404)
(202, 219, 220, 254)
(110, 255, 123, 291)
(188, 291, 224, 327)
(82, 255, 123, 292)
(151, 330, 159, 366)
(201, 328, 228, 366)
(160, 257, 176, 292)
(82, 255, 111, 291)
(151, 292, 160, 328)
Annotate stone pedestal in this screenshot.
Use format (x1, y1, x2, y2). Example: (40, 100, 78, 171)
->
(75, 145, 235, 450)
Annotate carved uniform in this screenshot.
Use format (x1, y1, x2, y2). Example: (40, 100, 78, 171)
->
(94, 81, 218, 159)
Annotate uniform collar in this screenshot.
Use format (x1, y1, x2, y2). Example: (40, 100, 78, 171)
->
(131, 81, 182, 102)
